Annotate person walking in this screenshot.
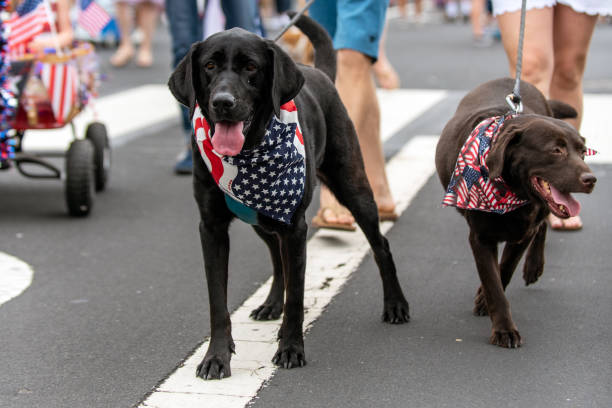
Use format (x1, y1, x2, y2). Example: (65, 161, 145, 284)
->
(110, 0, 162, 68)
(310, 0, 397, 230)
(494, 0, 611, 230)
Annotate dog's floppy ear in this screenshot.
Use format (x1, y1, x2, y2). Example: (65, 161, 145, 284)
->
(168, 43, 200, 118)
(265, 40, 305, 117)
(486, 123, 523, 180)
(548, 100, 578, 120)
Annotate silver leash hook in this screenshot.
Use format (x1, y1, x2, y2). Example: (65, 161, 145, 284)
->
(506, 93, 523, 114)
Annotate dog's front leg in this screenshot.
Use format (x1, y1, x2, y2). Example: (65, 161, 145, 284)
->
(196, 218, 235, 380)
(523, 222, 546, 285)
(272, 216, 307, 368)
(474, 238, 533, 316)
(469, 231, 522, 348)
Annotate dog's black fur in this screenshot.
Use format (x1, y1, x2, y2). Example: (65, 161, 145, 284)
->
(435, 78, 596, 348)
(168, 15, 409, 379)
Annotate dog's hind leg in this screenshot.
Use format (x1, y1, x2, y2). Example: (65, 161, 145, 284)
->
(271, 215, 308, 368)
(523, 222, 546, 286)
(473, 238, 532, 316)
(469, 230, 522, 348)
(318, 157, 409, 323)
(250, 226, 284, 320)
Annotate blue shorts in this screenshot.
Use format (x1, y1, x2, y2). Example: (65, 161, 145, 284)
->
(309, 0, 389, 61)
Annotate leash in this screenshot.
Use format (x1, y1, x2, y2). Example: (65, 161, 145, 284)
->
(273, 0, 317, 42)
(506, 0, 527, 114)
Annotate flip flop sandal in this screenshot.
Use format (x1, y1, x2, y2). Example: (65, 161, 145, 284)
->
(378, 209, 399, 222)
(311, 207, 356, 231)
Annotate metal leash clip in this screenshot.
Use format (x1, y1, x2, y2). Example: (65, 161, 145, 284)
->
(505, 93, 523, 114)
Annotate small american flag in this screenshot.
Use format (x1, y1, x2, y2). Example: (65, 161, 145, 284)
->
(40, 61, 78, 124)
(442, 114, 528, 214)
(193, 101, 306, 224)
(78, 0, 111, 38)
(6, 0, 50, 52)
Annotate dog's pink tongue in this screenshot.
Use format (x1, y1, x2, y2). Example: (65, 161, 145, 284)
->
(550, 185, 581, 217)
(212, 121, 244, 156)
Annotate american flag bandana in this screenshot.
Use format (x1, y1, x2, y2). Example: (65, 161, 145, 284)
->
(442, 114, 528, 214)
(192, 101, 306, 224)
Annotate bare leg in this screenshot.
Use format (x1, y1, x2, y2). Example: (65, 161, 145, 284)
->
(316, 49, 396, 228)
(135, 1, 160, 67)
(550, 4, 598, 130)
(110, 2, 135, 67)
(496, 7, 554, 96)
(373, 24, 400, 90)
(471, 0, 485, 38)
(545, 6, 597, 230)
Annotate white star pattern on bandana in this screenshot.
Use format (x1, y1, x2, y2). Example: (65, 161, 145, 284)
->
(192, 101, 306, 224)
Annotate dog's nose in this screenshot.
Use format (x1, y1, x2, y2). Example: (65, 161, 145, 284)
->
(212, 92, 236, 110)
(580, 172, 597, 189)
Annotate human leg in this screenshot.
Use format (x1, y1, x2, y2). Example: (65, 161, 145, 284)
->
(135, 1, 160, 67)
(495, 6, 554, 96)
(336, 49, 395, 215)
(373, 23, 400, 90)
(311, 0, 395, 228)
(221, 0, 261, 35)
(165, 0, 202, 173)
(110, 2, 135, 67)
(546, 4, 598, 230)
(549, 4, 598, 129)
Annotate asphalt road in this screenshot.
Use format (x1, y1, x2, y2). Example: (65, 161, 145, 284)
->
(1, 12, 611, 408)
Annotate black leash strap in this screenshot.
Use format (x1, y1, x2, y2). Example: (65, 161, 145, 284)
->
(273, 0, 317, 42)
(506, 0, 527, 114)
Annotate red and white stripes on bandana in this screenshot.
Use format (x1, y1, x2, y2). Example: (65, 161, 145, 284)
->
(192, 101, 306, 224)
(442, 114, 528, 214)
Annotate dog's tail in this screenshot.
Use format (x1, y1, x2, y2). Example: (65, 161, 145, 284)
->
(287, 11, 336, 82)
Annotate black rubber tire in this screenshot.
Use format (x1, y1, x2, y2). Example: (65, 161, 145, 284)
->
(65, 139, 95, 217)
(85, 122, 110, 191)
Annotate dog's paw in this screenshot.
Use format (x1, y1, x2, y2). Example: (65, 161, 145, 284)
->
(196, 344, 234, 380)
(272, 343, 306, 369)
(473, 286, 488, 316)
(382, 299, 410, 324)
(489, 328, 522, 349)
(250, 302, 283, 321)
(523, 263, 544, 286)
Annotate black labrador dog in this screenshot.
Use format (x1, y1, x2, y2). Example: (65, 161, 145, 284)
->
(435, 78, 596, 348)
(168, 15, 409, 379)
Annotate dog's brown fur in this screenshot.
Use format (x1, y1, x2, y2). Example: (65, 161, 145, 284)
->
(435, 78, 597, 348)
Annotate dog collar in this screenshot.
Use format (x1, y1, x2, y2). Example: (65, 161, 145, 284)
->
(442, 114, 528, 214)
(192, 101, 306, 225)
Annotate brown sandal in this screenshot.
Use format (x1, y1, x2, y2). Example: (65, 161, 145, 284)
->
(311, 207, 356, 231)
(378, 209, 399, 222)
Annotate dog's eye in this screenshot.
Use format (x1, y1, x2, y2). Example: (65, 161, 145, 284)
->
(205, 61, 216, 70)
(552, 146, 566, 155)
(245, 62, 258, 72)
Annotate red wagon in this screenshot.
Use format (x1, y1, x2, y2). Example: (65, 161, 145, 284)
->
(4, 42, 110, 216)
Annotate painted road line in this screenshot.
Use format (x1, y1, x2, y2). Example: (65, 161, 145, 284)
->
(138, 135, 439, 408)
(20, 87, 445, 153)
(378, 89, 447, 142)
(0, 252, 34, 307)
(582, 93, 612, 164)
(22, 84, 181, 152)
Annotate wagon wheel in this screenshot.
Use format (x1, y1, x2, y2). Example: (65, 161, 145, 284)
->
(85, 122, 111, 191)
(65, 139, 95, 217)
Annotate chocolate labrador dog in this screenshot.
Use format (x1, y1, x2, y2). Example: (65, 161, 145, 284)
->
(168, 15, 409, 379)
(435, 78, 596, 348)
